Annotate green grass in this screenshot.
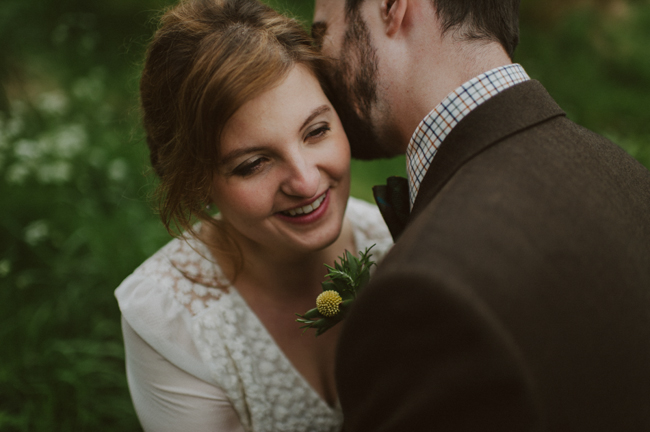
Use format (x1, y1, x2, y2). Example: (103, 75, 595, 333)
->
(0, 0, 648, 430)
(517, 0, 650, 167)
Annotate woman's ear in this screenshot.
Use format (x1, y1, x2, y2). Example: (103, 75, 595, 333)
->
(381, 0, 408, 37)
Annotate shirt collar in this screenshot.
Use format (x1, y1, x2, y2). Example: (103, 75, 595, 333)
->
(406, 63, 530, 208)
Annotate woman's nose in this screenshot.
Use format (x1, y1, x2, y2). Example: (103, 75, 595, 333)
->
(280, 153, 320, 198)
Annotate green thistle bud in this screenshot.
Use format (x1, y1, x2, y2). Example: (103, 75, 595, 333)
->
(296, 245, 376, 336)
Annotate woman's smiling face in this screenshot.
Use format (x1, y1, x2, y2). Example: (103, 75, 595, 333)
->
(210, 65, 351, 258)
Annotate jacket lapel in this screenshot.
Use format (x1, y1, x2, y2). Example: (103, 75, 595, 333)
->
(410, 80, 566, 220)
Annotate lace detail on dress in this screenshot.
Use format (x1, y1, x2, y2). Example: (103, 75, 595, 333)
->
(130, 197, 391, 432)
(134, 234, 231, 316)
(193, 290, 343, 432)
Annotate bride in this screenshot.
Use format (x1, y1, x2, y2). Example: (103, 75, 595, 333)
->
(114, 0, 392, 431)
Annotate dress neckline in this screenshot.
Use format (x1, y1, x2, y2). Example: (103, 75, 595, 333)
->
(189, 212, 366, 411)
(227, 286, 341, 411)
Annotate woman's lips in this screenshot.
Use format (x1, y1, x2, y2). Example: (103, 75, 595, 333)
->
(276, 190, 330, 224)
(281, 191, 327, 216)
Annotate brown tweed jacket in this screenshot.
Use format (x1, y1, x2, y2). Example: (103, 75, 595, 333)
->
(336, 80, 650, 431)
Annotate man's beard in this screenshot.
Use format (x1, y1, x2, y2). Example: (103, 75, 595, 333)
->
(323, 10, 395, 160)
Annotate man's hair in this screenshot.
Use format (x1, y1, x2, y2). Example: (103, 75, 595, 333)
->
(345, 0, 521, 58)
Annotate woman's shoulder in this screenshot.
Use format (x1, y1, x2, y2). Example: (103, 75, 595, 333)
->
(346, 196, 393, 262)
(117, 232, 230, 310)
(115, 232, 230, 383)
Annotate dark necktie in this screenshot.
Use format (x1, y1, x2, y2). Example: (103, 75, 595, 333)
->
(372, 176, 410, 241)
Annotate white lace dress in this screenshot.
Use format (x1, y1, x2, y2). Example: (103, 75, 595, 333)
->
(115, 197, 392, 432)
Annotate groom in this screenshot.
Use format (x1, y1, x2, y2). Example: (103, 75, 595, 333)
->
(313, 0, 650, 430)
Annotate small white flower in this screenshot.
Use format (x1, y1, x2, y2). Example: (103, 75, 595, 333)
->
(14, 139, 43, 161)
(38, 91, 69, 116)
(53, 124, 86, 158)
(107, 158, 128, 182)
(72, 69, 105, 102)
(6, 163, 30, 184)
(37, 161, 71, 184)
(6, 114, 25, 138)
(25, 220, 49, 246)
(0, 260, 11, 277)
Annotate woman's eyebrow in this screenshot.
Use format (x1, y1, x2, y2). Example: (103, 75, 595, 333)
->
(220, 105, 331, 166)
(300, 105, 331, 131)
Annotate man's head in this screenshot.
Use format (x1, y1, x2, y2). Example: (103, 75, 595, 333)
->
(313, 1, 391, 159)
(313, 0, 521, 159)
(344, 0, 521, 58)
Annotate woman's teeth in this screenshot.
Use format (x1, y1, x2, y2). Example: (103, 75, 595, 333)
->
(283, 193, 326, 217)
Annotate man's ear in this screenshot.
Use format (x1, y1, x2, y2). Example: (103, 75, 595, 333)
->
(381, 0, 408, 37)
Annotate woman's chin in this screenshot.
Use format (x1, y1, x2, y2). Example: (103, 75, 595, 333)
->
(283, 223, 343, 255)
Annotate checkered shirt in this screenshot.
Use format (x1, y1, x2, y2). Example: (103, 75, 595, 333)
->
(406, 63, 530, 208)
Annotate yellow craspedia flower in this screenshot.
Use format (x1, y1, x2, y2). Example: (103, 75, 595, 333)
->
(316, 290, 342, 317)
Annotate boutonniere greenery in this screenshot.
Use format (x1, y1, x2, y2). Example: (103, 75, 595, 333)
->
(295, 245, 375, 336)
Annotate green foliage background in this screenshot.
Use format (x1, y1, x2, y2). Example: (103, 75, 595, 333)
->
(0, 0, 648, 430)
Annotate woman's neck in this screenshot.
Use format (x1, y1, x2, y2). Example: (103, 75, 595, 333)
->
(207, 217, 355, 303)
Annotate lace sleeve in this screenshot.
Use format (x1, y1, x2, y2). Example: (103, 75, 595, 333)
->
(122, 318, 245, 432)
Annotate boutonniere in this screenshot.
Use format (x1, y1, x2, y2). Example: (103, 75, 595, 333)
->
(295, 245, 375, 336)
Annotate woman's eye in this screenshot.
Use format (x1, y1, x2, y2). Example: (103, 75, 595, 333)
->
(232, 157, 266, 177)
(306, 125, 331, 140)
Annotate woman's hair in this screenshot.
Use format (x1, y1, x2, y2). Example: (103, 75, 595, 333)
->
(140, 0, 327, 247)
